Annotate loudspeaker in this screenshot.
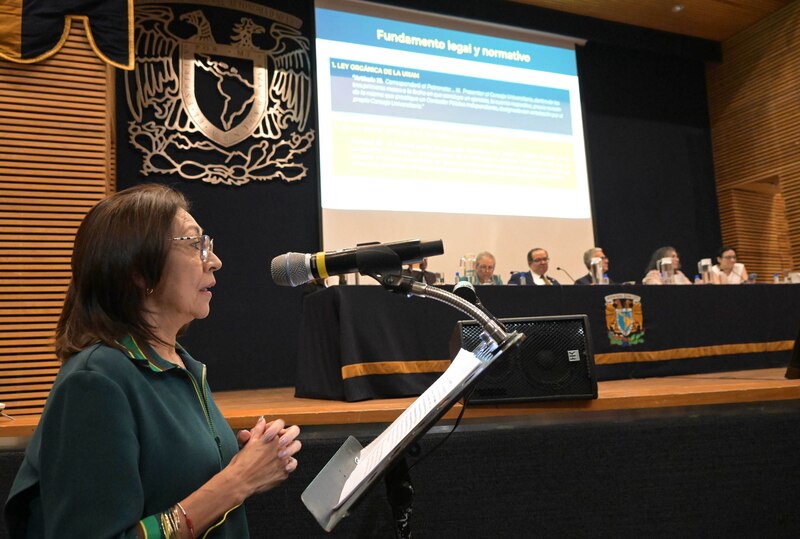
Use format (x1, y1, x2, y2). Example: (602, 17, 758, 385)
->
(454, 315, 598, 403)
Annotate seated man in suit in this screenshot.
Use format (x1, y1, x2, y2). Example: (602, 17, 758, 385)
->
(475, 251, 503, 285)
(508, 248, 559, 285)
(575, 247, 613, 285)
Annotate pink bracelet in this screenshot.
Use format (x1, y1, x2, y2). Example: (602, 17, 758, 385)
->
(175, 502, 196, 539)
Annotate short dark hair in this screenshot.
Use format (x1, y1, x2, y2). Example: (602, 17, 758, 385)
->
(717, 245, 736, 259)
(55, 184, 189, 361)
(526, 247, 547, 264)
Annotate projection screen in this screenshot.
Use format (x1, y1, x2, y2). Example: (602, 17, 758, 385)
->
(315, 0, 593, 283)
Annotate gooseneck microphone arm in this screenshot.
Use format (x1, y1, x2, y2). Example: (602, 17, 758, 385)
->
(729, 267, 746, 282)
(452, 280, 507, 332)
(375, 273, 510, 346)
(556, 266, 576, 284)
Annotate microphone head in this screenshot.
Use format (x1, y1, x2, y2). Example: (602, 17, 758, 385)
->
(270, 252, 311, 287)
(452, 280, 478, 304)
(419, 239, 445, 259)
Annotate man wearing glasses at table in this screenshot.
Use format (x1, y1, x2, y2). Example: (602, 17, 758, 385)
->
(575, 247, 614, 285)
(508, 248, 560, 286)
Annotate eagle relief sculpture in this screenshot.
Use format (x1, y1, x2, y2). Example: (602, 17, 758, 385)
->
(124, 2, 315, 185)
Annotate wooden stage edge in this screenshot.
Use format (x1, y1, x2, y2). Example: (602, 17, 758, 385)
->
(1, 368, 799, 440)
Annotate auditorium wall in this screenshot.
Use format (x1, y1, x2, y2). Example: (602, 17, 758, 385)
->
(0, 26, 115, 416)
(707, 1, 800, 282)
(2, 0, 790, 403)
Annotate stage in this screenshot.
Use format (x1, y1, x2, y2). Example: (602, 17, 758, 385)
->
(2, 369, 800, 537)
(1, 368, 799, 439)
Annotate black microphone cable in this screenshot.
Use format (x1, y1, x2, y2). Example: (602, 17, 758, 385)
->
(407, 385, 475, 472)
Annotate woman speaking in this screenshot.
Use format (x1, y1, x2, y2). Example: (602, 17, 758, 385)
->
(5, 184, 301, 537)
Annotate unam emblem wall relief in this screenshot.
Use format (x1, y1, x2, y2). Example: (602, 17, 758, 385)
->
(125, 0, 315, 185)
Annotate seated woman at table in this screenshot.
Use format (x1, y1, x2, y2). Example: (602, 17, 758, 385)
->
(5, 184, 302, 537)
(710, 246, 749, 284)
(642, 246, 693, 285)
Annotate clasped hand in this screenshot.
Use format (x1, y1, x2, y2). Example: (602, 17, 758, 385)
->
(230, 416, 301, 496)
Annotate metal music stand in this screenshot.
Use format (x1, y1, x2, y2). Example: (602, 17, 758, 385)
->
(301, 273, 523, 533)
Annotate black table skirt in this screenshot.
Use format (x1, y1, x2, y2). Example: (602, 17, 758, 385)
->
(296, 284, 798, 401)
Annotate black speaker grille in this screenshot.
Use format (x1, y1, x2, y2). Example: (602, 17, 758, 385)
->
(460, 316, 597, 403)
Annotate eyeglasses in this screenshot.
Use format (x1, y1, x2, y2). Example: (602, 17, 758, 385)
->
(722, 255, 737, 260)
(477, 265, 495, 271)
(531, 257, 549, 263)
(172, 235, 214, 262)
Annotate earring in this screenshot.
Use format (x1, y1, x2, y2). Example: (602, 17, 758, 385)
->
(146, 288, 154, 296)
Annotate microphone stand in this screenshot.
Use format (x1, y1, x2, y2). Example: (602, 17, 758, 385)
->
(365, 272, 519, 538)
(299, 245, 524, 535)
(373, 273, 511, 346)
(556, 266, 576, 284)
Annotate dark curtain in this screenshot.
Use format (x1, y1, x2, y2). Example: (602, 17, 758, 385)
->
(116, 0, 319, 390)
(578, 41, 721, 283)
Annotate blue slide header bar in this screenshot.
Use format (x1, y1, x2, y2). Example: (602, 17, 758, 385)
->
(316, 8, 577, 76)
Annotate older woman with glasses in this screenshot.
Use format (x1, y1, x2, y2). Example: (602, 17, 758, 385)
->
(5, 184, 301, 537)
(711, 246, 749, 284)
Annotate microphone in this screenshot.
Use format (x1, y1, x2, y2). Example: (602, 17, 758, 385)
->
(271, 239, 444, 287)
(452, 281, 506, 331)
(556, 267, 576, 284)
(720, 268, 758, 284)
(717, 265, 746, 284)
(452, 280, 481, 306)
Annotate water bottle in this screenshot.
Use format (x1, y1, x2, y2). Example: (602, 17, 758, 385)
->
(694, 274, 702, 285)
(455, 271, 460, 284)
(773, 273, 780, 284)
(520, 273, 527, 286)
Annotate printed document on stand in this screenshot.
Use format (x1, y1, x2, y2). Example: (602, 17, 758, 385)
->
(335, 348, 483, 508)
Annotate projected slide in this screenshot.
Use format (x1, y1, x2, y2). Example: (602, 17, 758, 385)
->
(316, 5, 591, 219)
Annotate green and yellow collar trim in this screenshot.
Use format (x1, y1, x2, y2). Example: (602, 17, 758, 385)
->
(115, 334, 184, 373)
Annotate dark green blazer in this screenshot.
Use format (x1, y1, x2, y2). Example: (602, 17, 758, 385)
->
(5, 336, 248, 538)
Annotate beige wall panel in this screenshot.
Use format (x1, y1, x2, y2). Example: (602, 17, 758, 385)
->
(707, 2, 800, 279)
(0, 24, 114, 417)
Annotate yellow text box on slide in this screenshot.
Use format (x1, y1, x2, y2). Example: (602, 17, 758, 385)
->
(332, 121, 576, 188)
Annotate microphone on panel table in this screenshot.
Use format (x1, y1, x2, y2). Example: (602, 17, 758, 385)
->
(270, 239, 444, 287)
(452, 280, 506, 332)
(556, 267, 576, 284)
